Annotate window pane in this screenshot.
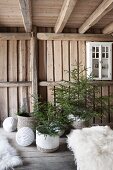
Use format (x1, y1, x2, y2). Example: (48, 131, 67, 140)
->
(96, 47, 99, 52)
(106, 47, 108, 52)
(106, 53, 108, 58)
(102, 47, 105, 52)
(92, 47, 95, 52)
(92, 59, 99, 78)
(92, 53, 95, 58)
(102, 53, 105, 58)
(101, 59, 108, 78)
(96, 53, 99, 58)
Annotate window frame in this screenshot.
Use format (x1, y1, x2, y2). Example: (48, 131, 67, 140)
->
(86, 42, 112, 80)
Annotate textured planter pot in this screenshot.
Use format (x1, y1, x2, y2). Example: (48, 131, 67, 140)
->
(36, 130, 59, 153)
(72, 118, 89, 129)
(58, 129, 65, 137)
(17, 116, 34, 130)
(68, 114, 89, 129)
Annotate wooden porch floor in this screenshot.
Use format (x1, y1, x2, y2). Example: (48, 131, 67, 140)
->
(0, 128, 76, 170)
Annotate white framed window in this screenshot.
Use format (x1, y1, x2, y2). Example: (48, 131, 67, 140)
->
(86, 42, 112, 80)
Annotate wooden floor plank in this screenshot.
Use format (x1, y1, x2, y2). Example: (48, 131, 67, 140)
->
(0, 128, 76, 170)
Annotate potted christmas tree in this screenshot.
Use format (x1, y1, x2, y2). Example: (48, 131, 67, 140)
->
(54, 65, 113, 128)
(32, 96, 72, 152)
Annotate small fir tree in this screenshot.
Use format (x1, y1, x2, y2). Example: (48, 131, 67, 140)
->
(54, 65, 113, 122)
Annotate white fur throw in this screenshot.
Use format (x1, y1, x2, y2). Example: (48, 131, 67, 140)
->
(0, 135, 23, 170)
(67, 126, 113, 170)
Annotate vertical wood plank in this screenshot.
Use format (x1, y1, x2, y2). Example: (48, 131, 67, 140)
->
(8, 40, 17, 117)
(54, 40, 62, 104)
(18, 40, 28, 111)
(47, 41, 53, 81)
(38, 40, 47, 101)
(0, 41, 8, 121)
(47, 40, 54, 103)
(70, 41, 78, 69)
(31, 27, 38, 110)
(78, 41, 86, 75)
(70, 41, 78, 80)
(31, 31, 38, 95)
(62, 41, 69, 81)
(95, 86, 102, 124)
(27, 40, 32, 112)
(102, 86, 109, 124)
(108, 86, 110, 123)
(54, 41, 62, 81)
(110, 85, 113, 122)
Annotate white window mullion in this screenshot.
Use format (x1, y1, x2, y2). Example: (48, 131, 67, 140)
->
(86, 43, 92, 78)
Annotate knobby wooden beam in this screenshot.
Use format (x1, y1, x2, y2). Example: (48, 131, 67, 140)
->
(0, 33, 31, 40)
(39, 81, 66, 87)
(0, 81, 32, 87)
(19, 0, 32, 32)
(37, 33, 113, 41)
(39, 81, 113, 87)
(102, 22, 113, 34)
(79, 0, 113, 34)
(54, 0, 77, 33)
(31, 27, 38, 95)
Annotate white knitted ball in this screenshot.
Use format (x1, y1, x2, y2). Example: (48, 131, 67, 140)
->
(16, 127, 34, 146)
(3, 117, 17, 132)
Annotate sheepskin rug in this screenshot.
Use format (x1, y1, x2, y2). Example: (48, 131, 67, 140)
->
(0, 135, 23, 170)
(67, 126, 113, 170)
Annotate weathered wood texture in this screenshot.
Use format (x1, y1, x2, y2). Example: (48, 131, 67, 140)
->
(31, 27, 38, 95)
(0, 39, 32, 121)
(54, 0, 78, 33)
(0, 0, 113, 33)
(37, 33, 113, 41)
(0, 33, 31, 40)
(0, 27, 113, 126)
(38, 29, 113, 124)
(19, 0, 32, 32)
(102, 22, 113, 34)
(78, 0, 113, 33)
(0, 41, 8, 121)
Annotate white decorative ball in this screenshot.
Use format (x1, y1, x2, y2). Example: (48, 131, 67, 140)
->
(3, 117, 17, 132)
(16, 127, 34, 146)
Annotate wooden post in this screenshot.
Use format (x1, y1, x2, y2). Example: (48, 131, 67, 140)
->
(0, 41, 8, 122)
(31, 27, 38, 97)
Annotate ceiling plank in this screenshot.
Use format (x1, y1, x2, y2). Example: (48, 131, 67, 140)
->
(19, 0, 32, 32)
(79, 0, 113, 34)
(54, 0, 77, 33)
(102, 22, 113, 34)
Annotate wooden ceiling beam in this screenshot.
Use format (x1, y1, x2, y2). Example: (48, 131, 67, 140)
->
(79, 0, 113, 34)
(37, 33, 113, 41)
(54, 0, 77, 33)
(19, 0, 32, 32)
(0, 33, 31, 40)
(102, 22, 113, 34)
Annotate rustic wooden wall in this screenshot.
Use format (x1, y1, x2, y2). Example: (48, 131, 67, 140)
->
(0, 38, 32, 122)
(0, 26, 113, 125)
(38, 28, 113, 124)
